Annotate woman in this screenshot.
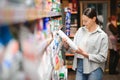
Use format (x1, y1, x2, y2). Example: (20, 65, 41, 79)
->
(106, 16, 119, 74)
(63, 8, 108, 80)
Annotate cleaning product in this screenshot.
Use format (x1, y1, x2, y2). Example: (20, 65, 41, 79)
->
(65, 8, 71, 36)
(59, 73, 65, 80)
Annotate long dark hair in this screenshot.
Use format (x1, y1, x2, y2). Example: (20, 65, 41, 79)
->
(83, 8, 101, 25)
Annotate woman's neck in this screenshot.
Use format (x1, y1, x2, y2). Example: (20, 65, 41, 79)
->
(87, 23, 98, 32)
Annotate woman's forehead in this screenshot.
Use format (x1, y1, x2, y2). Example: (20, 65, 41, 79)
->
(82, 15, 90, 20)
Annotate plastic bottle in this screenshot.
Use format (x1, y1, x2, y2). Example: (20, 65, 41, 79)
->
(59, 73, 65, 80)
(1, 40, 20, 80)
(58, 30, 78, 50)
(65, 8, 71, 36)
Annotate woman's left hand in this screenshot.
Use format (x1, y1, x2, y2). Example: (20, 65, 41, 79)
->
(75, 47, 89, 58)
(75, 47, 83, 54)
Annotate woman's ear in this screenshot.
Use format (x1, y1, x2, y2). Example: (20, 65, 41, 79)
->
(92, 17, 96, 22)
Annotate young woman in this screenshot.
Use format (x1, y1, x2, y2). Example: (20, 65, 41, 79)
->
(63, 8, 108, 80)
(106, 16, 119, 74)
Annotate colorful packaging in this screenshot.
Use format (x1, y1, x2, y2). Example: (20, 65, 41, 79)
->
(65, 8, 71, 36)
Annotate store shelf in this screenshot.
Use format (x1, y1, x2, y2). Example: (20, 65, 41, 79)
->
(66, 65, 72, 69)
(71, 11, 77, 14)
(65, 53, 74, 56)
(70, 24, 77, 27)
(69, 34, 75, 38)
(0, 7, 62, 24)
(69, 27, 77, 38)
(117, 43, 120, 50)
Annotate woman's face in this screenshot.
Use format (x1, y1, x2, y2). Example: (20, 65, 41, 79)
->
(82, 15, 96, 29)
(111, 20, 117, 27)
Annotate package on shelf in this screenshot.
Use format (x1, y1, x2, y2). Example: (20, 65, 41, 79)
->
(68, 0, 77, 12)
(18, 18, 63, 80)
(37, 36, 63, 80)
(37, 31, 61, 80)
(64, 7, 71, 36)
(50, 34, 68, 80)
(0, 43, 4, 62)
(38, 47, 53, 80)
(52, 53, 62, 70)
(0, 0, 35, 8)
(52, 66, 67, 80)
(1, 39, 22, 80)
(0, 24, 23, 80)
(7, 0, 35, 7)
(51, 0, 61, 12)
(52, 70, 59, 80)
(34, 0, 43, 9)
(0, 0, 7, 7)
(0, 0, 63, 79)
(59, 66, 67, 80)
(50, 17, 62, 32)
(19, 22, 52, 80)
(70, 27, 77, 36)
(34, 0, 61, 12)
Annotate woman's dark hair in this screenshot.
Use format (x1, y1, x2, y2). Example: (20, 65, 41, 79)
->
(108, 15, 117, 22)
(83, 8, 100, 25)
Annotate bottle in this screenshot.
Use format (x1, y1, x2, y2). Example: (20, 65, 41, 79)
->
(58, 30, 78, 50)
(65, 8, 71, 36)
(59, 73, 65, 80)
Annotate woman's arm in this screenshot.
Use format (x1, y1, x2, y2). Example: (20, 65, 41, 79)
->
(75, 35, 108, 63)
(75, 47, 88, 58)
(62, 38, 70, 50)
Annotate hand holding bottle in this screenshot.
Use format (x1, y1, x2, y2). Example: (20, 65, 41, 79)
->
(58, 30, 78, 50)
(47, 32, 53, 46)
(62, 38, 69, 50)
(75, 47, 88, 58)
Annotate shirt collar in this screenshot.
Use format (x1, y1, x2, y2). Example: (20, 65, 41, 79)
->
(82, 25, 102, 34)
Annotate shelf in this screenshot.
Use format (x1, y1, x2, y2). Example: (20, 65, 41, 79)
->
(117, 43, 120, 50)
(65, 53, 74, 56)
(66, 65, 72, 69)
(69, 27, 77, 38)
(71, 11, 77, 14)
(0, 7, 62, 24)
(71, 24, 77, 27)
(69, 34, 75, 38)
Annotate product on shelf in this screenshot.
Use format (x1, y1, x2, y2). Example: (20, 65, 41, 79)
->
(70, 27, 77, 37)
(51, 0, 61, 12)
(59, 66, 67, 80)
(68, 0, 77, 12)
(8, 0, 35, 7)
(38, 49, 53, 80)
(65, 7, 71, 36)
(0, 0, 65, 79)
(58, 30, 78, 50)
(1, 39, 22, 80)
(59, 73, 65, 80)
(34, 0, 43, 9)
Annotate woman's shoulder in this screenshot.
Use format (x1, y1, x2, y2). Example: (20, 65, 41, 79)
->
(77, 26, 86, 31)
(100, 30, 108, 39)
(74, 27, 85, 37)
(97, 26, 108, 37)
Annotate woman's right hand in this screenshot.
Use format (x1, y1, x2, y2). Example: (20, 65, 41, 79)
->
(62, 38, 69, 50)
